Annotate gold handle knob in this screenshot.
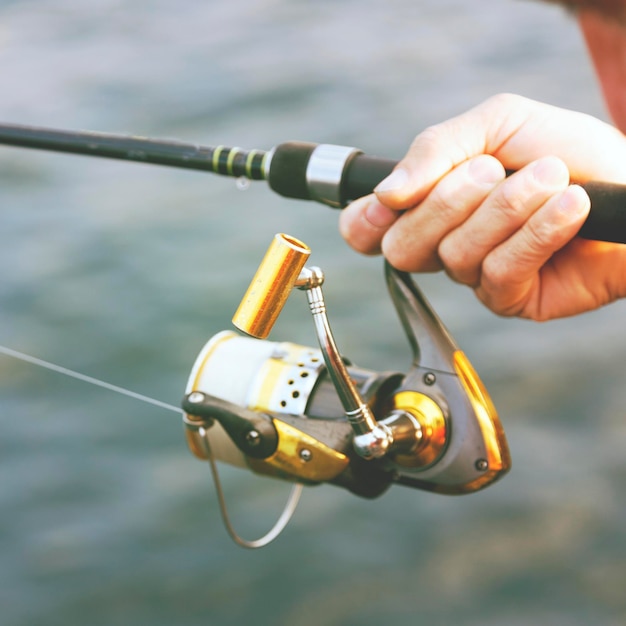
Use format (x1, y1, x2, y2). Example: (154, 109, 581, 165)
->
(232, 233, 310, 339)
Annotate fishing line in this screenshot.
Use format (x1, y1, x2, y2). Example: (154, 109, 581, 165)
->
(0, 344, 182, 415)
(0, 344, 301, 546)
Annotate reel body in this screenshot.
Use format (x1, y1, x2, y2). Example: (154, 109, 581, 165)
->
(184, 331, 399, 498)
(183, 234, 510, 505)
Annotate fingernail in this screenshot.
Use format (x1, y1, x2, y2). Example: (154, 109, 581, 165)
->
(365, 200, 398, 228)
(374, 168, 409, 194)
(557, 184, 590, 219)
(533, 157, 569, 187)
(468, 155, 505, 184)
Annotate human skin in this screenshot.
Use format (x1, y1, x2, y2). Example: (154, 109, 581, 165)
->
(339, 7, 626, 321)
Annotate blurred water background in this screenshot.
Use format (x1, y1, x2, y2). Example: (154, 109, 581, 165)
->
(0, 0, 625, 624)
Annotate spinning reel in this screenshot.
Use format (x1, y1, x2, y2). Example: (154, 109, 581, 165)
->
(0, 123, 524, 548)
(182, 233, 511, 547)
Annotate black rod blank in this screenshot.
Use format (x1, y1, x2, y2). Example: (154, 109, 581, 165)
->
(0, 123, 267, 179)
(0, 122, 625, 244)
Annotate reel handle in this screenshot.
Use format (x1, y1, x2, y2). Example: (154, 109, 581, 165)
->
(231, 233, 393, 459)
(232, 233, 310, 339)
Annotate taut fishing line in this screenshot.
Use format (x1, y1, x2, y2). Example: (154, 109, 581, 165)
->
(0, 344, 182, 414)
(0, 343, 303, 546)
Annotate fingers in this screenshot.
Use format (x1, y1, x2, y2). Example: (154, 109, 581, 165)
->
(340, 93, 626, 264)
(380, 155, 506, 271)
(438, 156, 571, 286)
(337, 93, 626, 321)
(338, 194, 400, 255)
(340, 93, 556, 260)
(475, 184, 591, 318)
(371, 92, 626, 214)
(380, 155, 579, 277)
(372, 124, 485, 211)
(371, 94, 533, 210)
(340, 154, 506, 262)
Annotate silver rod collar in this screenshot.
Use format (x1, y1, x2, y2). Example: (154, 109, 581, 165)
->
(305, 144, 361, 207)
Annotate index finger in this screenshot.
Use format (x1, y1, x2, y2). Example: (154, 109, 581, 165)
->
(374, 94, 537, 209)
(375, 93, 626, 212)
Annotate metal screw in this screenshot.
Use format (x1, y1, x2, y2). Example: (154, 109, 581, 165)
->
(188, 392, 205, 404)
(245, 430, 261, 447)
(299, 448, 312, 462)
(423, 372, 436, 386)
(475, 458, 488, 472)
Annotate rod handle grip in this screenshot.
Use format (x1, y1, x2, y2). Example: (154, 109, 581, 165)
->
(344, 156, 626, 244)
(268, 142, 626, 244)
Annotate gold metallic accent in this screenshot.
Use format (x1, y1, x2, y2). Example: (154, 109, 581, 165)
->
(251, 356, 285, 413)
(185, 330, 239, 462)
(190, 330, 237, 392)
(450, 350, 511, 493)
(185, 426, 207, 460)
(248, 342, 323, 414)
(247, 419, 349, 483)
(232, 233, 310, 339)
(391, 391, 448, 468)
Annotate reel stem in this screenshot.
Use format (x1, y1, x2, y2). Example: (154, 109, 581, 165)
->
(296, 267, 393, 460)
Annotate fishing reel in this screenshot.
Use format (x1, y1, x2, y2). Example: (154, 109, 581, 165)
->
(181, 233, 510, 547)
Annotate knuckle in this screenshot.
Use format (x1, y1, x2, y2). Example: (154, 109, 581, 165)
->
(494, 181, 527, 220)
(410, 123, 449, 155)
(427, 184, 464, 222)
(484, 92, 524, 111)
(481, 254, 512, 291)
(438, 236, 479, 286)
(476, 289, 524, 319)
(382, 239, 412, 271)
(523, 218, 553, 253)
(382, 236, 441, 273)
(438, 237, 466, 273)
(521, 212, 569, 259)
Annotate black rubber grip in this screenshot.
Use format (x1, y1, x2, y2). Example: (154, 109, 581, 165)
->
(345, 157, 626, 244)
(577, 181, 626, 243)
(341, 154, 396, 205)
(267, 141, 317, 200)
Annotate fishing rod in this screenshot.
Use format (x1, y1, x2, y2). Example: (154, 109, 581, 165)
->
(0, 121, 625, 243)
(0, 121, 613, 548)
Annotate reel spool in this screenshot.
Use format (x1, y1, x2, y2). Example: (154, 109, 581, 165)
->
(182, 233, 511, 546)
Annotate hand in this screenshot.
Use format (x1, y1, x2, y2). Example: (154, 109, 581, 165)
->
(339, 94, 626, 320)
